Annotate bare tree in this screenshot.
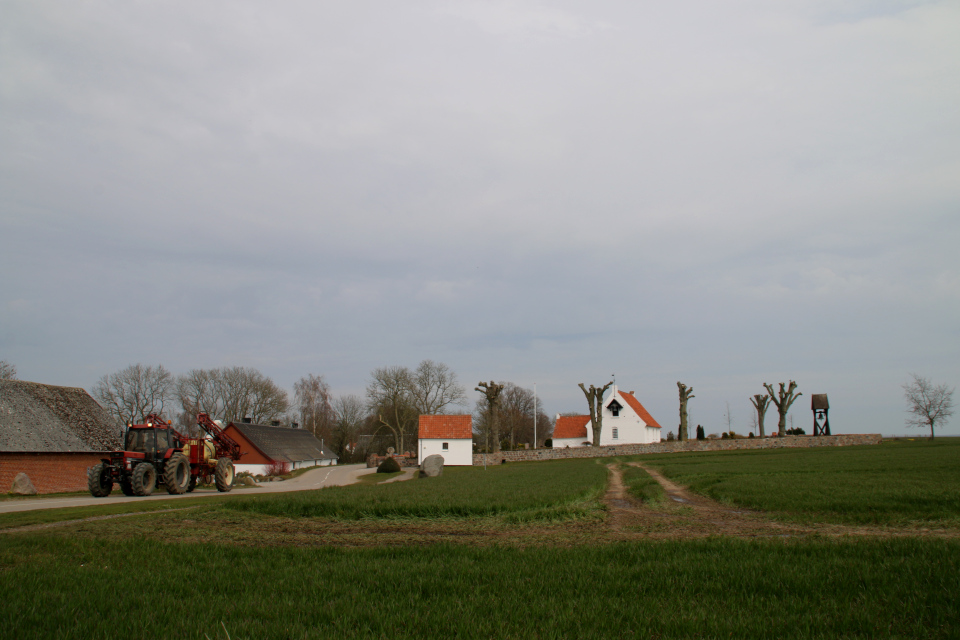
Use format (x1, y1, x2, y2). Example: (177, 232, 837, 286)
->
(579, 381, 613, 447)
(0, 360, 17, 380)
(476, 381, 505, 452)
(723, 401, 734, 434)
(496, 383, 546, 449)
(367, 365, 417, 453)
(409, 359, 467, 415)
(92, 364, 175, 427)
(294, 374, 335, 440)
(764, 381, 802, 437)
(332, 394, 367, 460)
(750, 393, 771, 437)
(677, 382, 694, 441)
(177, 366, 289, 425)
(903, 373, 955, 439)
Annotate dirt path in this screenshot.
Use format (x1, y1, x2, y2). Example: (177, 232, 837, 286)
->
(604, 462, 959, 540)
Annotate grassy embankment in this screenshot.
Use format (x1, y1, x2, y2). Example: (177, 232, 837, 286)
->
(2, 444, 959, 638)
(635, 438, 960, 527)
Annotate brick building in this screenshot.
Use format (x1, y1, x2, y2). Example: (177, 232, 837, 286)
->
(0, 379, 120, 494)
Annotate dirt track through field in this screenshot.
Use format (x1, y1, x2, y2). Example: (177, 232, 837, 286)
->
(604, 463, 959, 540)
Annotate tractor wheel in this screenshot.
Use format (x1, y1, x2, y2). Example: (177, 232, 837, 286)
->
(131, 463, 157, 496)
(119, 477, 135, 496)
(214, 457, 235, 492)
(163, 453, 190, 495)
(87, 463, 113, 497)
(186, 476, 197, 493)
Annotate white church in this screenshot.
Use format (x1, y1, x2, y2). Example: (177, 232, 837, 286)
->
(553, 385, 662, 448)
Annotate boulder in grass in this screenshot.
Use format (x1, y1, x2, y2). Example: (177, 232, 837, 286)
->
(11, 472, 37, 495)
(419, 455, 444, 478)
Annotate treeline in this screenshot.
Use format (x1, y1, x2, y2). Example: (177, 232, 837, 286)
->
(90, 361, 553, 462)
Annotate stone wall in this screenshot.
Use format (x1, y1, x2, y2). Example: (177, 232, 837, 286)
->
(1, 452, 106, 494)
(472, 434, 882, 466)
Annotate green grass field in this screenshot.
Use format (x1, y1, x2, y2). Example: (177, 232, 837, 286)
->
(2, 442, 958, 638)
(635, 438, 960, 527)
(224, 457, 609, 522)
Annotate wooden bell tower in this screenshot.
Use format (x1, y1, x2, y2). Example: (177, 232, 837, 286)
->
(811, 394, 830, 436)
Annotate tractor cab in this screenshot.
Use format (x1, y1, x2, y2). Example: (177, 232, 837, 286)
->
(124, 426, 175, 461)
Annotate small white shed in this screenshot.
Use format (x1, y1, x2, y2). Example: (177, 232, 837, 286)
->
(418, 415, 473, 466)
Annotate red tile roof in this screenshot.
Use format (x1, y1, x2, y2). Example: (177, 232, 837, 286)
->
(617, 391, 662, 429)
(553, 415, 591, 439)
(418, 415, 473, 439)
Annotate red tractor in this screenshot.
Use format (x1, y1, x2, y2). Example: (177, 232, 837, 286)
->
(88, 413, 244, 497)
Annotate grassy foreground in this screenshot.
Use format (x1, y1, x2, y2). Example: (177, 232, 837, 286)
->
(1, 535, 957, 639)
(636, 438, 960, 527)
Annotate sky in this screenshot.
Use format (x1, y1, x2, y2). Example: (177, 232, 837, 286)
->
(2, 0, 958, 437)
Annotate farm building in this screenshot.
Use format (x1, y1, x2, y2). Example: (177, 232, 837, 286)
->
(0, 379, 121, 494)
(418, 415, 473, 466)
(553, 385, 662, 447)
(224, 420, 338, 475)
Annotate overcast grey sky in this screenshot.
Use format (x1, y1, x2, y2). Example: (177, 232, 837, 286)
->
(2, 1, 958, 436)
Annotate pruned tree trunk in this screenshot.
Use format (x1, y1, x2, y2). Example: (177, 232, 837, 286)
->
(763, 381, 802, 437)
(579, 382, 613, 446)
(750, 393, 771, 437)
(476, 381, 505, 453)
(677, 382, 694, 441)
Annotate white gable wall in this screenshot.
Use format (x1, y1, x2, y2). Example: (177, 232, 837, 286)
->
(418, 437, 472, 466)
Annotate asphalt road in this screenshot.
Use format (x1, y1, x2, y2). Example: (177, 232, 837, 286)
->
(0, 463, 377, 514)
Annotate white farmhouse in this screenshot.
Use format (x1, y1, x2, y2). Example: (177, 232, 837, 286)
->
(553, 385, 662, 447)
(417, 415, 473, 466)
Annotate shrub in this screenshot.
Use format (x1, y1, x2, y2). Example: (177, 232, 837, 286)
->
(544, 438, 552, 448)
(667, 431, 675, 441)
(786, 427, 806, 436)
(696, 425, 705, 441)
(377, 456, 402, 473)
(265, 460, 291, 476)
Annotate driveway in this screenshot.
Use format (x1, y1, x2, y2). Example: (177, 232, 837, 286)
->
(0, 463, 376, 515)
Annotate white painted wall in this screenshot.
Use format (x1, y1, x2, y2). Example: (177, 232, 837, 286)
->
(552, 437, 592, 449)
(418, 438, 472, 465)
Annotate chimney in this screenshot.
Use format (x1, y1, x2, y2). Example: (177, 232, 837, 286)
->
(629, 391, 635, 395)
(271, 420, 280, 427)
(242, 417, 252, 424)
(292, 422, 299, 429)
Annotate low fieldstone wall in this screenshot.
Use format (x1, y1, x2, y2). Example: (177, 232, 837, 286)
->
(472, 434, 882, 466)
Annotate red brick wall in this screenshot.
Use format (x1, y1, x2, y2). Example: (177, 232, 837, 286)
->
(1, 452, 106, 494)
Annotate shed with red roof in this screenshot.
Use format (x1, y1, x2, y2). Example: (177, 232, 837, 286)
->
(418, 415, 473, 466)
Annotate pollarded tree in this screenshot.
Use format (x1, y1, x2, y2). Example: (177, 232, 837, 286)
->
(750, 393, 771, 437)
(763, 381, 802, 437)
(476, 381, 505, 452)
(93, 363, 175, 427)
(579, 381, 613, 447)
(677, 382, 694, 441)
(903, 373, 955, 439)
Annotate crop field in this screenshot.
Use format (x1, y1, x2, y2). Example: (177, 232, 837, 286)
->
(634, 438, 960, 527)
(2, 441, 959, 638)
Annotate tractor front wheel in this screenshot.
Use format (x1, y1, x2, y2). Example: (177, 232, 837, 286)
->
(163, 453, 190, 494)
(119, 477, 135, 496)
(215, 457, 234, 492)
(87, 463, 113, 497)
(132, 463, 157, 496)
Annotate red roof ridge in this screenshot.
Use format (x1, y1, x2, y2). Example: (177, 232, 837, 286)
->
(616, 391, 662, 429)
